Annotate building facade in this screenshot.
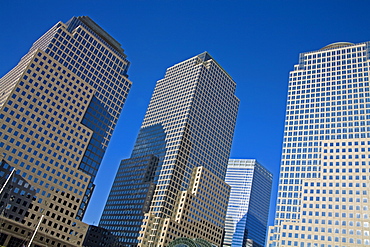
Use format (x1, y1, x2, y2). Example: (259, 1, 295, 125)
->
(99, 52, 239, 246)
(224, 159, 272, 247)
(268, 42, 370, 247)
(82, 225, 118, 247)
(0, 16, 132, 246)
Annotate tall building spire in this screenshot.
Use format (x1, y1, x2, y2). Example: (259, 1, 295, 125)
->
(99, 52, 239, 246)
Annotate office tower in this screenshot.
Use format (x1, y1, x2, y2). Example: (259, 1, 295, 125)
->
(0, 16, 132, 247)
(268, 41, 370, 247)
(224, 159, 272, 247)
(99, 52, 239, 246)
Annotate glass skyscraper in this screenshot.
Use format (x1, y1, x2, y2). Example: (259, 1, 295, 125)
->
(224, 159, 272, 247)
(268, 42, 370, 247)
(0, 16, 132, 246)
(99, 52, 239, 247)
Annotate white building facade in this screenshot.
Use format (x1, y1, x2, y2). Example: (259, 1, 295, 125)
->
(268, 42, 370, 247)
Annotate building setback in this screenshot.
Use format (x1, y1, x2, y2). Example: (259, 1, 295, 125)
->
(268, 42, 370, 247)
(224, 159, 272, 247)
(0, 16, 132, 246)
(99, 52, 239, 246)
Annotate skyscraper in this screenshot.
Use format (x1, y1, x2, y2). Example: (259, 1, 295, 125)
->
(0, 16, 132, 246)
(99, 52, 239, 247)
(224, 159, 272, 247)
(268, 42, 370, 247)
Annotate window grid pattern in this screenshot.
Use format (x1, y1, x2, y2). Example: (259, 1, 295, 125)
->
(0, 16, 132, 246)
(224, 159, 272, 247)
(269, 42, 370, 247)
(107, 52, 240, 247)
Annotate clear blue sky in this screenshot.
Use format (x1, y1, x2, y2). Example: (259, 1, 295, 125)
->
(1, 0, 370, 227)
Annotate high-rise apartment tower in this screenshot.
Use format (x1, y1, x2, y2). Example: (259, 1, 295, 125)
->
(268, 42, 370, 247)
(224, 159, 272, 247)
(0, 16, 132, 246)
(99, 52, 239, 247)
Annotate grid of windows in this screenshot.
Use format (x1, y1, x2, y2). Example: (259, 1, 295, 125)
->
(269, 42, 370, 247)
(223, 159, 272, 247)
(0, 16, 131, 246)
(101, 52, 239, 247)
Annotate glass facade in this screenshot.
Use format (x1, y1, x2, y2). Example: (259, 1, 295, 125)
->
(100, 52, 239, 247)
(0, 16, 131, 246)
(99, 124, 166, 245)
(224, 159, 272, 247)
(268, 42, 370, 247)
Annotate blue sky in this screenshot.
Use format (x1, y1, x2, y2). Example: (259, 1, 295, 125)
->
(1, 0, 370, 227)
